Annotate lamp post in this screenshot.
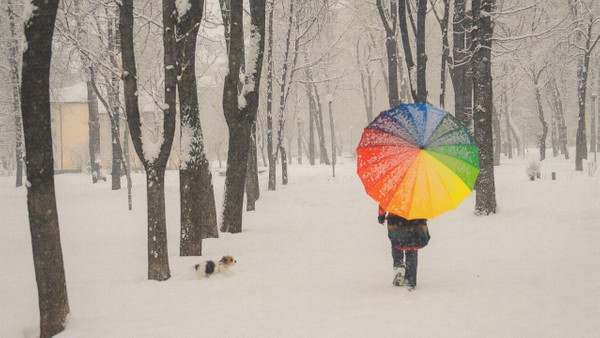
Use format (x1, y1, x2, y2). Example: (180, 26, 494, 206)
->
(327, 93, 335, 177)
(592, 93, 597, 162)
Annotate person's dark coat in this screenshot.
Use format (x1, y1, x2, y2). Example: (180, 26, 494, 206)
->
(386, 214, 430, 250)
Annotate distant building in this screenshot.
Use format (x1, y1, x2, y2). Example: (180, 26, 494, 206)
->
(50, 82, 180, 174)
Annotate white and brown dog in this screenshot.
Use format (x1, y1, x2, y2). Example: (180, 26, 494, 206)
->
(194, 255, 236, 278)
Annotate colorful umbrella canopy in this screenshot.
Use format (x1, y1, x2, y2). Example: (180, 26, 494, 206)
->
(357, 103, 479, 220)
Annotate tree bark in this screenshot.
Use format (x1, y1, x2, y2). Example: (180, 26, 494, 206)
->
(376, 0, 400, 107)
(534, 81, 548, 161)
(451, 0, 473, 128)
(356, 38, 375, 122)
(221, 0, 266, 233)
(308, 77, 330, 165)
(438, 0, 450, 108)
(176, 0, 218, 256)
(280, 146, 288, 184)
(502, 84, 513, 159)
(119, 0, 178, 280)
(548, 77, 569, 158)
(415, 0, 428, 103)
(246, 123, 260, 211)
(328, 98, 336, 177)
(472, 0, 497, 215)
(106, 16, 122, 190)
(21, 1, 70, 336)
(7, 0, 23, 187)
(146, 168, 170, 280)
(575, 18, 595, 170)
(398, 0, 417, 102)
(73, 0, 104, 184)
(492, 107, 501, 165)
(264, 0, 275, 191)
(591, 94, 597, 159)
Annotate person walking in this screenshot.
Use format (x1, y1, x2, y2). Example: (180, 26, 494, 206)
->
(378, 205, 430, 289)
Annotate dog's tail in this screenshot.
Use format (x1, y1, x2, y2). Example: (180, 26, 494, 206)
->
(194, 264, 200, 271)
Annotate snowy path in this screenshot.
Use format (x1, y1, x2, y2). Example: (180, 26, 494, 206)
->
(1, 158, 599, 337)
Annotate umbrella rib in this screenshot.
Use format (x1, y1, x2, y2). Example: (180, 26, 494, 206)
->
(357, 128, 420, 149)
(425, 146, 480, 168)
(425, 154, 460, 211)
(357, 146, 419, 174)
(425, 126, 476, 148)
(424, 155, 479, 189)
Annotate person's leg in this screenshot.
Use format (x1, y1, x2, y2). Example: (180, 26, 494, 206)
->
(391, 245, 405, 268)
(391, 245, 405, 286)
(404, 250, 418, 288)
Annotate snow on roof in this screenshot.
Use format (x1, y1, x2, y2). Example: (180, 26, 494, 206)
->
(51, 82, 158, 113)
(51, 82, 88, 103)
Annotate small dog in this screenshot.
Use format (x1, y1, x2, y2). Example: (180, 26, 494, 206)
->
(194, 255, 236, 278)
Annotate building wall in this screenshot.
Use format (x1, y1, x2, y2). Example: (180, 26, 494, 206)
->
(51, 101, 180, 174)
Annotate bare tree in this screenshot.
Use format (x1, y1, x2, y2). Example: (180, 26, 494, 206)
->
(73, 1, 103, 184)
(430, 0, 451, 108)
(472, 0, 497, 215)
(119, 0, 178, 280)
(221, 0, 266, 233)
(568, 0, 600, 171)
(6, 0, 23, 187)
(451, 0, 473, 127)
(375, 0, 400, 106)
(397, 0, 427, 103)
(176, 0, 218, 256)
(21, 0, 70, 336)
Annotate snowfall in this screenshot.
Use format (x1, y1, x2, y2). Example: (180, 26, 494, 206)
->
(1, 152, 599, 337)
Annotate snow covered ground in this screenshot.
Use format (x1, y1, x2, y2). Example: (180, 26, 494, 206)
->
(1, 153, 599, 337)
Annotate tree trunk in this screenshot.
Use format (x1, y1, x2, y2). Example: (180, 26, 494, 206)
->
(74, 0, 103, 184)
(492, 107, 501, 165)
(176, 0, 218, 256)
(266, 0, 276, 190)
(107, 17, 122, 190)
(86, 79, 102, 183)
(501, 82, 513, 159)
(356, 38, 375, 122)
(246, 123, 260, 211)
(304, 66, 317, 165)
(280, 146, 288, 184)
(375, 0, 399, 107)
(119, 0, 178, 280)
(109, 92, 122, 190)
(534, 81, 548, 161)
(272, 0, 299, 189)
(451, 0, 473, 128)
(548, 77, 569, 159)
(308, 78, 330, 165)
(222, 122, 253, 233)
(591, 94, 597, 159)
(297, 119, 303, 164)
(597, 70, 600, 154)
(21, 1, 70, 336)
(146, 168, 170, 280)
(328, 98, 336, 177)
(7, 0, 23, 187)
(438, 0, 450, 109)
(415, 0, 428, 103)
(472, 0, 497, 215)
(221, 0, 266, 233)
(398, 0, 417, 102)
(575, 35, 592, 170)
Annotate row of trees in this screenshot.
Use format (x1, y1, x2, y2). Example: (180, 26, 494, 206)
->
(373, 0, 497, 214)
(7, 0, 600, 336)
(18, 0, 265, 335)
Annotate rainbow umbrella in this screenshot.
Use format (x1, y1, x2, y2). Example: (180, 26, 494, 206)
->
(357, 103, 479, 220)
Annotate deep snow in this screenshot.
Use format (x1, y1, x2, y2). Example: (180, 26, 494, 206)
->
(1, 153, 599, 337)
